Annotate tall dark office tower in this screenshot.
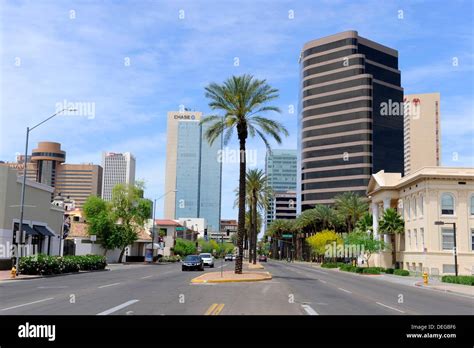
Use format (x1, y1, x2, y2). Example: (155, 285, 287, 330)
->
(298, 31, 404, 211)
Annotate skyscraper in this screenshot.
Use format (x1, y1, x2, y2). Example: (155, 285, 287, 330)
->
(403, 93, 441, 175)
(101, 152, 135, 201)
(164, 111, 222, 232)
(265, 149, 297, 226)
(298, 30, 404, 211)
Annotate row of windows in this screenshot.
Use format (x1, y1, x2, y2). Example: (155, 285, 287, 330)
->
(437, 192, 474, 216)
(406, 228, 425, 252)
(303, 77, 372, 98)
(302, 190, 366, 202)
(302, 155, 372, 169)
(302, 100, 372, 118)
(303, 68, 365, 87)
(302, 111, 371, 129)
(302, 178, 369, 190)
(302, 88, 371, 109)
(302, 167, 371, 181)
(303, 38, 357, 58)
(302, 132, 372, 148)
(302, 121, 372, 139)
(365, 63, 400, 86)
(32, 152, 65, 159)
(303, 57, 365, 78)
(302, 48, 357, 68)
(302, 144, 372, 160)
(357, 44, 398, 69)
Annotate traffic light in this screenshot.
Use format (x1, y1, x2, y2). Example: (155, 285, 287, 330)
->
(204, 228, 208, 236)
(226, 229, 230, 236)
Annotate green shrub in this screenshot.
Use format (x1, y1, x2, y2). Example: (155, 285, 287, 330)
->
(158, 255, 181, 263)
(19, 254, 106, 275)
(384, 268, 394, 274)
(355, 267, 364, 274)
(362, 267, 381, 274)
(441, 275, 474, 286)
(173, 238, 197, 256)
(394, 269, 410, 276)
(321, 262, 344, 268)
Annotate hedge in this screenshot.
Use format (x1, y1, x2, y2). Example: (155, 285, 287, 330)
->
(158, 255, 181, 263)
(393, 269, 410, 276)
(19, 254, 107, 275)
(321, 262, 344, 268)
(384, 268, 395, 274)
(441, 275, 474, 286)
(362, 267, 382, 274)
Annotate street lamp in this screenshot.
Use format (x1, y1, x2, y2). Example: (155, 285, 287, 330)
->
(14, 108, 76, 274)
(434, 221, 458, 276)
(150, 190, 176, 262)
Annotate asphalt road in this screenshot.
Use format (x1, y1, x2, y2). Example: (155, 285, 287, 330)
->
(0, 260, 472, 315)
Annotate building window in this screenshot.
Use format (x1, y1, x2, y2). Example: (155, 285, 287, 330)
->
(406, 200, 410, 220)
(407, 230, 411, 250)
(470, 195, 474, 216)
(471, 229, 474, 251)
(413, 198, 417, 218)
(414, 229, 418, 250)
(442, 264, 455, 274)
(420, 228, 425, 251)
(441, 193, 454, 215)
(441, 228, 454, 250)
(419, 195, 424, 216)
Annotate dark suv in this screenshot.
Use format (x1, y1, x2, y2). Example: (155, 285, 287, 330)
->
(182, 255, 204, 271)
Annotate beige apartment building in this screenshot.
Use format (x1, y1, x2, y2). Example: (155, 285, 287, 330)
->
(163, 111, 202, 219)
(1, 142, 102, 209)
(0, 166, 64, 270)
(368, 167, 474, 275)
(404, 93, 441, 175)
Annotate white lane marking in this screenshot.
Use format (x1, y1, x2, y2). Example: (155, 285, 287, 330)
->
(376, 302, 405, 313)
(301, 304, 319, 315)
(140, 275, 152, 279)
(319, 279, 327, 284)
(261, 285, 270, 294)
(311, 269, 329, 275)
(97, 299, 140, 315)
(98, 282, 121, 289)
(1, 297, 54, 311)
(338, 287, 352, 294)
(37, 286, 68, 289)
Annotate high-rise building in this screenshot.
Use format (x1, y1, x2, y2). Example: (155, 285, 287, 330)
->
(403, 93, 441, 175)
(164, 111, 222, 232)
(1, 142, 103, 209)
(265, 149, 297, 226)
(298, 30, 404, 211)
(101, 152, 135, 201)
(270, 191, 297, 222)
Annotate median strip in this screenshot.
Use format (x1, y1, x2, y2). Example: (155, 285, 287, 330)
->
(191, 271, 272, 284)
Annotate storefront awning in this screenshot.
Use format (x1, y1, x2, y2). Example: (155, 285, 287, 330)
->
(33, 225, 55, 237)
(21, 223, 39, 236)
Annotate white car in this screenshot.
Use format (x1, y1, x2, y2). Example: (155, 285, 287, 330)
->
(199, 253, 215, 268)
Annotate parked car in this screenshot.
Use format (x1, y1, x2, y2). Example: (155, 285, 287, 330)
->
(199, 253, 215, 268)
(258, 255, 267, 262)
(182, 255, 204, 271)
(224, 254, 234, 261)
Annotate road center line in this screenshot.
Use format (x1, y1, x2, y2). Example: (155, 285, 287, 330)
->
(97, 299, 139, 315)
(319, 279, 327, 284)
(98, 282, 121, 289)
(140, 275, 152, 279)
(301, 304, 319, 315)
(1, 297, 54, 311)
(338, 287, 352, 294)
(376, 302, 405, 313)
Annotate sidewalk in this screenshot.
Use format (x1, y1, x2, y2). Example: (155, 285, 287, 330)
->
(0, 270, 39, 281)
(414, 280, 473, 297)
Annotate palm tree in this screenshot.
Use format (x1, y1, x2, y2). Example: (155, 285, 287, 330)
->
(378, 208, 404, 267)
(266, 219, 296, 260)
(236, 169, 272, 264)
(201, 74, 288, 274)
(334, 192, 368, 232)
(355, 212, 373, 234)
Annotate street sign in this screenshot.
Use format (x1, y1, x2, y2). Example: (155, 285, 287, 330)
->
(176, 227, 185, 231)
(282, 234, 292, 239)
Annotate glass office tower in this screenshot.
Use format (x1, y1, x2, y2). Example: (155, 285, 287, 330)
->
(299, 31, 404, 211)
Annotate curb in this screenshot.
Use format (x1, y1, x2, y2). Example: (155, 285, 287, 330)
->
(414, 281, 474, 297)
(191, 271, 272, 284)
(1, 268, 109, 281)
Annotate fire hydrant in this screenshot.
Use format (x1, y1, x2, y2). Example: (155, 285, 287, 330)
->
(10, 266, 16, 279)
(423, 272, 428, 285)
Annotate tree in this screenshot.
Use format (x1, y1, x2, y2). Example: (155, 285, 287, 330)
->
(83, 195, 115, 256)
(378, 208, 404, 267)
(266, 219, 296, 260)
(334, 192, 368, 232)
(306, 230, 343, 262)
(355, 212, 373, 234)
(201, 74, 288, 274)
(235, 169, 272, 264)
(173, 238, 197, 256)
(111, 183, 152, 262)
(344, 230, 386, 267)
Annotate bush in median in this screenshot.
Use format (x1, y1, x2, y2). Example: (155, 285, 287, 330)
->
(19, 254, 107, 275)
(393, 269, 410, 276)
(441, 275, 474, 286)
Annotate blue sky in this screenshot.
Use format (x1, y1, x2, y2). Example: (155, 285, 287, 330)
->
(1, 0, 473, 219)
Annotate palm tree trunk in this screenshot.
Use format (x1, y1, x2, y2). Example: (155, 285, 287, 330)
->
(235, 134, 246, 274)
(252, 202, 258, 264)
